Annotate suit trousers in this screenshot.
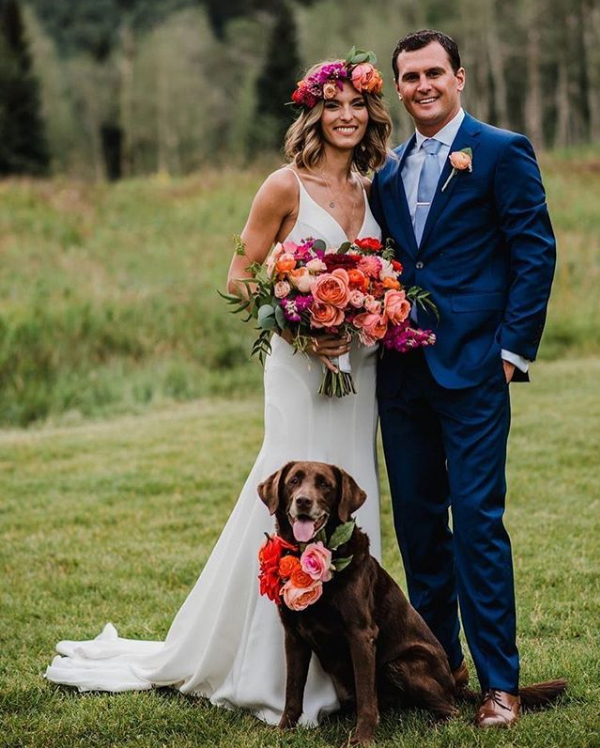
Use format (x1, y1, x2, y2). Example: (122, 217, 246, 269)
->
(378, 348, 519, 694)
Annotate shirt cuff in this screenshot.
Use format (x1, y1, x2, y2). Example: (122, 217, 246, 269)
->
(501, 349, 530, 373)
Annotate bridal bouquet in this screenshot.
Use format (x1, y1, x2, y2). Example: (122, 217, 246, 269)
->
(222, 236, 436, 397)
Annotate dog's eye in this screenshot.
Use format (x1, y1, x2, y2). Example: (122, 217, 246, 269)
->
(289, 476, 299, 485)
(317, 479, 330, 489)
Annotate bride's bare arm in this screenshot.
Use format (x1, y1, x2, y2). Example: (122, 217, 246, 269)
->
(226, 168, 350, 371)
(227, 169, 296, 295)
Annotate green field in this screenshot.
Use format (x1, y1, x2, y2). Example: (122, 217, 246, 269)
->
(1, 356, 599, 747)
(1, 150, 599, 427)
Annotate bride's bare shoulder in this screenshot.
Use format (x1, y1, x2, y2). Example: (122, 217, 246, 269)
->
(258, 166, 299, 205)
(358, 174, 373, 197)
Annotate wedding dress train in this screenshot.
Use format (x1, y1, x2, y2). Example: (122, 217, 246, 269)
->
(46, 171, 382, 726)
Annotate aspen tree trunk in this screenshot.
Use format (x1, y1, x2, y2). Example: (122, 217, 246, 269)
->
(485, 4, 509, 131)
(156, 36, 169, 174)
(555, 56, 570, 148)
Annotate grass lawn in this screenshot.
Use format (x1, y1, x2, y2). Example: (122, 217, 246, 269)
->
(1, 357, 599, 747)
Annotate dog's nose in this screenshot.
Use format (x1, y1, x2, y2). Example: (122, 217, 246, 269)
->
(294, 495, 313, 512)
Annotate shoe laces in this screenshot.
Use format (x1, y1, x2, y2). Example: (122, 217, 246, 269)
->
(482, 689, 513, 712)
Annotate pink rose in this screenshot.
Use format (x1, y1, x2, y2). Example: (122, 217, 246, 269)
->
(312, 268, 351, 308)
(384, 289, 411, 325)
(274, 281, 291, 298)
(300, 542, 333, 582)
(349, 289, 366, 308)
(364, 295, 382, 315)
(288, 267, 313, 293)
(353, 312, 388, 346)
(281, 578, 323, 611)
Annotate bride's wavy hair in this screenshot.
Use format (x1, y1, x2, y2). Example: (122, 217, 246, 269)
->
(284, 62, 392, 174)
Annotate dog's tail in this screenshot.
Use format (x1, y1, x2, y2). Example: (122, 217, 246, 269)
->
(457, 679, 567, 710)
(519, 679, 568, 710)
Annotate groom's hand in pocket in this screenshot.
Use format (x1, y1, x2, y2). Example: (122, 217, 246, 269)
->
(502, 360, 516, 383)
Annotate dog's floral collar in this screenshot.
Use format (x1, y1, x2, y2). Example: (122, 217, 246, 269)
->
(291, 48, 383, 109)
(258, 521, 355, 611)
(441, 147, 473, 192)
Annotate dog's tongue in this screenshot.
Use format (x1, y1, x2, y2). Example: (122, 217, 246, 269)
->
(293, 519, 315, 543)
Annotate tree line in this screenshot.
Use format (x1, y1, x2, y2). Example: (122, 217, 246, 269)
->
(1, 0, 599, 179)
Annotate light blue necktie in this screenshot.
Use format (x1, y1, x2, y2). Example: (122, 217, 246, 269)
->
(414, 138, 442, 246)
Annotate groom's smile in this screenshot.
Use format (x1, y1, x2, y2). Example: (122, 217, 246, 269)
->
(394, 41, 465, 137)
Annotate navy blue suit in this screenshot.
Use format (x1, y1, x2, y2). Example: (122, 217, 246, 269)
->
(371, 112, 556, 693)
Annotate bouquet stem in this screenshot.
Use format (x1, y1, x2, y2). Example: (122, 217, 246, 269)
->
(318, 353, 356, 398)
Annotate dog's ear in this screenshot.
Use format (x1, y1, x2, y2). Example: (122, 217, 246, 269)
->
(257, 462, 294, 515)
(336, 467, 367, 522)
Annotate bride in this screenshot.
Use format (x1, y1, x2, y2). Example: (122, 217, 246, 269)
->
(46, 52, 392, 726)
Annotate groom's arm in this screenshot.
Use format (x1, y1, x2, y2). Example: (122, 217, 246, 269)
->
(494, 135, 556, 364)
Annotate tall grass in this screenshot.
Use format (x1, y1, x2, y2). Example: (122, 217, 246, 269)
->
(1, 151, 599, 426)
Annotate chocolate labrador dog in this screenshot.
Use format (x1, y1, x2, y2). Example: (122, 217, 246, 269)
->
(258, 461, 566, 746)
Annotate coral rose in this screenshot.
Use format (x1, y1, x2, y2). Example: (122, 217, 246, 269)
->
(353, 312, 388, 346)
(281, 579, 323, 611)
(312, 269, 351, 308)
(322, 81, 338, 100)
(449, 150, 472, 171)
(276, 253, 296, 273)
(364, 295, 382, 315)
(274, 281, 291, 298)
(310, 301, 344, 329)
(278, 554, 300, 579)
(384, 289, 411, 325)
(350, 63, 383, 95)
(300, 542, 333, 582)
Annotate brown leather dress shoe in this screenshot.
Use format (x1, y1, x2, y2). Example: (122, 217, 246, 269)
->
(452, 660, 470, 690)
(476, 689, 520, 727)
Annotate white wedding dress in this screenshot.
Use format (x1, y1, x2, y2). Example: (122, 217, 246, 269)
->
(46, 171, 382, 726)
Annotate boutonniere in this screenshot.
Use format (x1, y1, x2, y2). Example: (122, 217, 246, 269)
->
(441, 147, 473, 192)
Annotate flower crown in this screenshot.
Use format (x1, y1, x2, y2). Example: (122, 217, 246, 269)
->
(291, 47, 384, 110)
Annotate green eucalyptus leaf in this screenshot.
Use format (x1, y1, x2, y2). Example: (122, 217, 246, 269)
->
(274, 303, 287, 329)
(257, 304, 276, 330)
(329, 520, 355, 550)
(337, 241, 352, 254)
(312, 239, 326, 253)
(333, 555, 353, 572)
(354, 52, 369, 63)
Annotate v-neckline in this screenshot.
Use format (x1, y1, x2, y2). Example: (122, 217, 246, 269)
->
(295, 175, 368, 244)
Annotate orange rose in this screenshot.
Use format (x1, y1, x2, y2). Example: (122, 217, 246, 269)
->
(347, 269, 369, 292)
(382, 277, 401, 290)
(288, 267, 313, 293)
(310, 301, 344, 329)
(290, 567, 314, 588)
(276, 253, 297, 273)
(350, 64, 384, 95)
(279, 554, 300, 579)
(312, 269, 351, 308)
(322, 82, 338, 100)
(384, 289, 411, 325)
(449, 151, 472, 171)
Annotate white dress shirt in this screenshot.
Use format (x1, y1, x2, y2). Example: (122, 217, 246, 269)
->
(401, 108, 529, 375)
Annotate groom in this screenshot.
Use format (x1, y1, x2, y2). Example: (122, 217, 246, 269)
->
(371, 30, 556, 727)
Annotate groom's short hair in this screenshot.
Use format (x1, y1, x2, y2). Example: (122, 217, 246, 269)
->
(392, 29, 461, 82)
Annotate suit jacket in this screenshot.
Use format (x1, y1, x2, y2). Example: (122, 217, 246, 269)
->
(371, 112, 556, 389)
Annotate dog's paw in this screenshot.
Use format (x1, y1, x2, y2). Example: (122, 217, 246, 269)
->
(278, 713, 299, 730)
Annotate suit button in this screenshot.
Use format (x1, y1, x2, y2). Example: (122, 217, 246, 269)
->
(415, 261, 424, 269)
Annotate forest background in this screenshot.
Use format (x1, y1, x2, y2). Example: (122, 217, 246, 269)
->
(0, 0, 599, 429)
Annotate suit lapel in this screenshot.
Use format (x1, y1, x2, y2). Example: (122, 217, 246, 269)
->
(418, 113, 482, 252)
